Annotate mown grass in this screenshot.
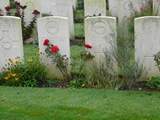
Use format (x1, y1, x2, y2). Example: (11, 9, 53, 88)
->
(0, 87, 160, 120)
(24, 44, 84, 76)
(24, 44, 83, 61)
(1, 45, 160, 120)
(24, 44, 39, 60)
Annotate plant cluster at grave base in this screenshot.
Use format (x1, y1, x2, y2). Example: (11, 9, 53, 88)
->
(146, 76, 160, 90)
(144, 52, 160, 91)
(1, 43, 160, 91)
(0, 57, 48, 87)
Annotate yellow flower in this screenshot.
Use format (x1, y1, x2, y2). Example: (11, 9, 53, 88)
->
(15, 78, 19, 81)
(27, 58, 33, 63)
(8, 58, 21, 65)
(11, 73, 16, 77)
(82, 84, 85, 87)
(4, 76, 9, 80)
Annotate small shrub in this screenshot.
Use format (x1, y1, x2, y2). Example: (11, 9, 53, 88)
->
(0, 56, 48, 87)
(146, 77, 160, 90)
(85, 52, 118, 89)
(69, 77, 86, 88)
(147, 52, 160, 90)
(77, 43, 118, 89)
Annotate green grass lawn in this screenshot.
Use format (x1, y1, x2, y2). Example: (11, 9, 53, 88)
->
(0, 87, 160, 120)
(24, 44, 83, 61)
(24, 44, 39, 60)
(24, 44, 84, 75)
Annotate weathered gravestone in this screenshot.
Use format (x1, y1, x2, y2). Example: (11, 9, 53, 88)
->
(108, 0, 119, 17)
(0, 0, 10, 15)
(37, 16, 70, 79)
(39, 0, 74, 40)
(16, 0, 40, 26)
(84, 0, 106, 17)
(109, 0, 150, 22)
(72, 0, 77, 9)
(153, 0, 160, 15)
(135, 16, 160, 76)
(85, 16, 117, 64)
(0, 16, 24, 70)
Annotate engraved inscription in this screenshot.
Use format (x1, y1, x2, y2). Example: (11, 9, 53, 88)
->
(46, 21, 59, 35)
(123, 0, 133, 11)
(0, 17, 23, 70)
(93, 21, 107, 35)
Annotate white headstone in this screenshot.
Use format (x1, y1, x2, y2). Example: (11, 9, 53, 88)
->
(0, 16, 24, 70)
(17, 0, 40, 26)
(85, 16, 117, 63)
(135, 16, 160, 76)
(72, 0, 77, 9)
(84, 0, 106, 17)
(0, 0, 10, 15)
(153, 0, 160, 15)
(108, 0, 119, 17)
(39, 0, 74, 40)
(37, 16, 70, 78)
(109, 0, 150, 22)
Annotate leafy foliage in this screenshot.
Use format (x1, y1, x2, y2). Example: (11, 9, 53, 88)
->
(0, 56, 48, 87)
(146, 77, 160, 89)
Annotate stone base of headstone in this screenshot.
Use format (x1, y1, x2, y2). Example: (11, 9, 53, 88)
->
(46, 64, 70, 80)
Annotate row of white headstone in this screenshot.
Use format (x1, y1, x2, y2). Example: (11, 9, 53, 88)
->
(17, 0, 153, 41)
(0, 0, 76, 40)
(85, 0, 160, 22)
(0, 16, 160, 77)
(1, 0, 160, 39)
(14, 0, 76, 39)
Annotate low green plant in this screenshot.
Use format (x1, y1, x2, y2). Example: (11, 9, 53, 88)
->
(146, 77, 160, 90)
(76, 43, 118, 89)
(154, 51, 160, 71)
(146, 52, 160, 90)
(69, 77, 86, 88)
(85, 51, 118, 89)
(0, 56, 48, 87)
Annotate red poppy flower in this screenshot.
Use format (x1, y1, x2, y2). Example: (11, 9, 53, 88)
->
(5, 6, 11, 12)
(32, 10, 40, 15)
(43, 39, 49, 46)
(50, 45, 60, 54)
(84, 43, 92, 49)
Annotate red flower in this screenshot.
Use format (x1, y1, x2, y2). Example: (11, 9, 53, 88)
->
(5, 6, 11, 12)
(84, 43, 92, 49)
(32, 10, 40, 15)
(50, 45, 60, 54)
(43, 39, 49, 46)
